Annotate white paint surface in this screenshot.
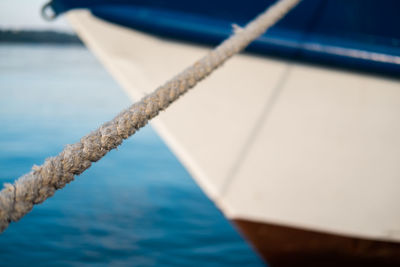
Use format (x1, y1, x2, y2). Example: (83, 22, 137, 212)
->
(67, 10, 400, 242)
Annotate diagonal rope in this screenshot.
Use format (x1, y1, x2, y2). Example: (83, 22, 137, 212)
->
(0, 0, 301, 233)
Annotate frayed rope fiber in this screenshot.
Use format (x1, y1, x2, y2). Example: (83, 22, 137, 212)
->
(0, 0, 301, 233)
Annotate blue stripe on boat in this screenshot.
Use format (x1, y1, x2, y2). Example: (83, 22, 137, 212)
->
(49, 0, 400, 77)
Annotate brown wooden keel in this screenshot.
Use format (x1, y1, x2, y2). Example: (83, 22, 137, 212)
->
(233, 219, 400, 267)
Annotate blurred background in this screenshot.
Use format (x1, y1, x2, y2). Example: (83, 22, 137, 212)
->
(0, 1, 264, 266)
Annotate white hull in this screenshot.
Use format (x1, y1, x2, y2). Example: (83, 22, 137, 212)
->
(66, 10, 400, 243)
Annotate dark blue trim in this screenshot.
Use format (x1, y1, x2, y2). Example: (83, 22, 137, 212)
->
(49, 0, 400, 77)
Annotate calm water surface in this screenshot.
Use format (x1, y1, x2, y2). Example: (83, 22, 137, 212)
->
(0, 45, 264, 266)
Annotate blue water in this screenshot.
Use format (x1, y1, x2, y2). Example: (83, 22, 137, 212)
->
(0, 44, 264, 266)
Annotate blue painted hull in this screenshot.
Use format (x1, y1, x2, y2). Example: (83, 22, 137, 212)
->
(49, 0, 400, 76)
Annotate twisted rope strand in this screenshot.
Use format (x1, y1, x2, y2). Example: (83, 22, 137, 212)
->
(0, 0, 301, 233)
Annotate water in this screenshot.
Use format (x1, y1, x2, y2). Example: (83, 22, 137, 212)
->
(0, 44, 264, 266)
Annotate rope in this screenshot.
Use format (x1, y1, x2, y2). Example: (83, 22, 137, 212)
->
(0, 0, 301, 233)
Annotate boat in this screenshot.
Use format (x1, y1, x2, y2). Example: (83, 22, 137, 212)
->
(42, 0, 400, 265)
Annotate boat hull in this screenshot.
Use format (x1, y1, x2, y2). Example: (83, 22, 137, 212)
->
(66, 10, 400, 265)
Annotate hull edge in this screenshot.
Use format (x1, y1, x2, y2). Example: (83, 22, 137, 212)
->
(234, 218, 400, 267)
